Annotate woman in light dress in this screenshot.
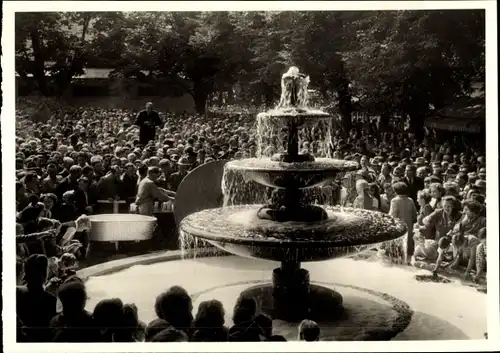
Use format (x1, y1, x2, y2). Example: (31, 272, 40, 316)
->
(387, 182, 417, 264)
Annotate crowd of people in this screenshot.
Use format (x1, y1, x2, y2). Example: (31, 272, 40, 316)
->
(15, 99, 487, 342)
(18, 254, 321, 342)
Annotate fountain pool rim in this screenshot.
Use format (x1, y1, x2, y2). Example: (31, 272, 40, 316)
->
(77, 248, 226, 281)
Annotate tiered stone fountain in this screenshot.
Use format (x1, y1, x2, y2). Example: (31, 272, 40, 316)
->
(180, 67, 408, 323)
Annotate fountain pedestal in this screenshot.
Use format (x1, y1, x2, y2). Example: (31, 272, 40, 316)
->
(257, 188, 329, 222)
(239, 261, 344, 322)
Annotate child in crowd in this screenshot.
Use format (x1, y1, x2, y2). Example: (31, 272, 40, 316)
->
(298, 319, 320, 341)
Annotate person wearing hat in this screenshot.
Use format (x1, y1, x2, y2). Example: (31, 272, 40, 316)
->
(404, 164, 424, 205)
(135, 167, 176, 216)
(443, 168, 457, 182)
(474, 179, 486, 195)
(414, 157, 427, 168)
(184, 146, 199, 170)
(169, 157, 191, 192)
(134, 102, 162, 146)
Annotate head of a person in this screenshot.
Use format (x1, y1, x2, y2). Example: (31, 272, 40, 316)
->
(429, 182, 445, 199)
(124, 163, 136, 177)
(149, 156, 160, 167)
(57, 280, 87, 316)
(47, 163, 58, 176)
(416, 166, 428, 179)
(380, 163, 391, 176)
(154, 286, 193, 331)
(75, 214, 91, 232)
(77, 153, 87, 166)
(193, 299, 225, 330)
(470, 193, 485, 205)
(368, 183, 380, 198)
(442, 195, 460, 216)
(405, 164, 416, 178)
(455, 173, 468, 188)
(145, 319, 171, 342)
(381, 182, 394, 199)
(115, 303, 141, 342)
(232, 295, 257, 325)
(474, 179, 486, 195)
(24, 172, 38, 188)
(127, 153, 137, 163)
(392, 181, 408, 196)
(253, 313, 273, 338)
(69, 165, 83, 180)
(146, 102, 153, 113)
(93, 298, 125, 338)
(462, 199, 483, 219)
(355, 179, 369, 196)
(78, 176, 90, 191)
(360, 155, 369, 168)
(23, 254, 49, 288)
(298, 319, 320, 341)
(417, 189, 432, 207)
(159, 159, 171, 175)
(135, 163, 147, 178)
(147, 166, 162, 182)
(151, 327, 189, 342)
(177, 157, 191, 173)
(41, 193, 57, 211)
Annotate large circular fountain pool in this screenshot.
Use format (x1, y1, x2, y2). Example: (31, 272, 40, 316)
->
(81, 255, 486, 341)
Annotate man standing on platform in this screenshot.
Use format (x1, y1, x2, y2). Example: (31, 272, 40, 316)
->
(134, 102, 162, 146)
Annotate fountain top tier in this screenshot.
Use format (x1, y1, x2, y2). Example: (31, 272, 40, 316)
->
(258, 66, 330, 122)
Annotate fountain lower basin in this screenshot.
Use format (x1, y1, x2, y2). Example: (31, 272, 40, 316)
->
(180, 205, 407, 262)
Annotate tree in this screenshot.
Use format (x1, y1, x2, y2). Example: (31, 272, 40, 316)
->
(15, 12, 98, 96)
(344, 10, 485, 138)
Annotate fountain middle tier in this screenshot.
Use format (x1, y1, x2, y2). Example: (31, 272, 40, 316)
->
(180, 205, 408, 263)
(225, 158, 359, 189)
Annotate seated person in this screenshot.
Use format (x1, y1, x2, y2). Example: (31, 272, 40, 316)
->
(474, 227, 487, 283)
(432, 202, 484, 279)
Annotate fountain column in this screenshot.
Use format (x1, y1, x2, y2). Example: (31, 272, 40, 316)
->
(272, 261, 311, 321)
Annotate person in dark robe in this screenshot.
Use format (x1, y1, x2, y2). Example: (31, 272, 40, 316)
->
(134, 102, 162, 145)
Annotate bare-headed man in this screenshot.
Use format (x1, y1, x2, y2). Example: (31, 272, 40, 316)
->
(134, 102, 162, 146)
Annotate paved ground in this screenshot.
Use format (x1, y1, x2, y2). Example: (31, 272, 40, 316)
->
(83, 255, 487, 341)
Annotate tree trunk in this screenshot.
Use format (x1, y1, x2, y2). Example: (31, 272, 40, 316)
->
(409, 113, 425, 142)
(58, 14, 92, 97)
(337, 79, 352, 134)
(30, 29, 48, 95)
(264, 85, 275, 107)
(193, 83, 208, 115)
